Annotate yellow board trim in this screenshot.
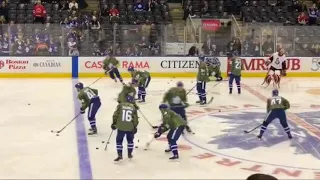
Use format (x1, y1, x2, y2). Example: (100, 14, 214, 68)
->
(0, 73, 71, 78)
(79, 72, 320, 78)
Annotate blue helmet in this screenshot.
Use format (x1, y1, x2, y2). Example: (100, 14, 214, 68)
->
(75, 82, 84, 89)
(128, 66, 134, 72)
(132, 79, 138, 84)
(272, 89, 279, 96)
(199, 55, 205, 61)
(159, 103, 169, 110)
(126, 95, 134, 103)
(177, 81, 184, 87)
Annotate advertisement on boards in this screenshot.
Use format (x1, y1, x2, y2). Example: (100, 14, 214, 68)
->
(0, 57, 71, 73)
(201, 19, 221, 32)
(311, 57, 320, 71)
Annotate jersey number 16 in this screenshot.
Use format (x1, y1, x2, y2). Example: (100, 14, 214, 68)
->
(122, 110, 133, 122)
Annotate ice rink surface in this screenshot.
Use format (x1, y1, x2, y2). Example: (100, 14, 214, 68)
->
(0, 77, 320, 179)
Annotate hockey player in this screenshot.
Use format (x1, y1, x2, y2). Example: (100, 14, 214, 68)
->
(201, 56, 223, 81)
(127, 67, 151, 103)
(75, 82, 101, 135)
(117, 80, 137, 104)
(262, 48, 287, 88)
(258, 89, 292, 139)
(196, 58, 210, 105)
(228, 53, 243, 94)
(111, 95, 139, 162)
(162, 81, 192, 133)
(154, 104, 187, 160)
(102, 55, 123, 83)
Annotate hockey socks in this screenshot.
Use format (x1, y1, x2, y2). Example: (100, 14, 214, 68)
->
(127, 142, 134, 155)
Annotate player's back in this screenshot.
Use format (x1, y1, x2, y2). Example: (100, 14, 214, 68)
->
(267, 96, 290, 111)
(197, 62, 208, 81)
(231, 57, 242, 76)
(164, 87, 185, 105)
(79, 87, 99, 103)
(163, 110, 187, 129)
(115, 102, 137, 131)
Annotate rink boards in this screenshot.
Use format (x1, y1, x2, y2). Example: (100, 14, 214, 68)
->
(0, 56, 319, 78)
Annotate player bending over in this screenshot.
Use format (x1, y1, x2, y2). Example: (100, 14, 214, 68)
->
(117, 80, 137, 103)
(162, 81, 192, 133)
(196, 58, 210, 105)
(228, 53, 243, 94)
(200, 56, 223, 81)
(111, 95, 139, 162)
(262, 48, 287, 88)
(103, 55, 123, 83)
(154, 104, 187, 160)
(258, 89, 292, 140)
(75, 82, 101, 135)
(127, 67, 151, 103)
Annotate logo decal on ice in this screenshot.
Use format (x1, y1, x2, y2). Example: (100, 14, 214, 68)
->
(208, 111, 320, 160)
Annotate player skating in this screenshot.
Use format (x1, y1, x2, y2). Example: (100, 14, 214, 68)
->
(154, 104, 187, 160)
(257, 89, 292, 140)
(200, 56, 223, 81)
(102, 55, 123, 83)
(75, 82, 101, 135)
(111, 95, 139, 162)
(262, 48, 287, 88)
(196, 58, 213, 105)
(162, 81, 193, 133)
(127, 67, 151, 103)
(228, 53, 243, 94)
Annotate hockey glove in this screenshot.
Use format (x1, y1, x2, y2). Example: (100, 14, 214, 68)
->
(80, 108, 85, 114)
(111, 124, 117, 130)
(154, 132, 161, 138)
(133, 127, 137, 134)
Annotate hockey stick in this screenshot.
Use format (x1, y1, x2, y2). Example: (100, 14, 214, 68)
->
(186, 84, 197, 95)
(88, 68, 114, 87)
(104, 130, 114, 150)
(51, 113, 81, 134)
(143, 137, 155, 150)
(243, 124, 262, 134)
(138, 109, 158, 129)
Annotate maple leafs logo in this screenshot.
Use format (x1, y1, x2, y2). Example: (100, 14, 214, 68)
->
(208, 111, 320, 160)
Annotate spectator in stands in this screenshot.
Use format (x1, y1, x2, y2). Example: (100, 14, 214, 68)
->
(69, 0, 78, 11)
(268, 0, 277, 6)
(134, 0, 144, 12)
(147, 0, 157, 12)
(109, 4, 119, 19)
(233, 38, 241, 54)
(25, 38, 34, 56)
(59, 0, 69, 10)
(142, 21, 151, 36)
(298, 11, 308, 25)
(0, 1, 8, 23)
(309, 4, 318, 25)
(242, 36, 253, 56)
(90, 16, 100, 41)
(200, 0, 209, 17)
(252, 36, 260, 56)
(33, 0, 46, 24)
(183, 5, 195, 20)
(68, 37, 79, 56)
(202, 35, 213, 54)
(101, 4, 109, 16)
(262, 35, 274, 56)
(187, 44, 199, 56)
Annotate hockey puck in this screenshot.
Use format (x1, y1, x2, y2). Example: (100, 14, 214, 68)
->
(144, 148, 147, 151)
(96, 147, 99, 150)
(137, 139, 139, 142)
(51, 130, 54, 133)
(28, 103, 31, 105)
(102, 141, 105, 143)
(135, 146, 138, 148)
(219, 110, 221, 112)
(56, 134, 59, 136)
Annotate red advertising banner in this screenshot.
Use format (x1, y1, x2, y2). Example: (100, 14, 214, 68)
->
(202, 19, 221, 32)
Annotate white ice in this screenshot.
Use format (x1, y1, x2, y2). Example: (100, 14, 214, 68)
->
(0, 77, 319, 179)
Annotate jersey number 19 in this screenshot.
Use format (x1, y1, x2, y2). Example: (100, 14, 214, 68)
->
(122, 110, 133, 122)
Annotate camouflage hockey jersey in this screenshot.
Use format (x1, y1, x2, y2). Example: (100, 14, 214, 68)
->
(112, 102, 139, 131)
(267, 96, 290, 113)
(132, 70, 150, 88)
(161, 109, 187, 130)
(230, 57, 243, 76)
(197, 61, 210, 82)
(205, 57, 221, 77)
(162, 87, 187, 106)
(78, 87, 99, 110)
(117, 84, 137, 103)
(103, 56, 119, 71)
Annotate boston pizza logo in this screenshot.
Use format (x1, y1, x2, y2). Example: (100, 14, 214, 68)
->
(0, 60, 5, 69)
(311, 58, 320, 71)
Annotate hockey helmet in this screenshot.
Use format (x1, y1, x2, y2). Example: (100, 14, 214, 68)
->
(177, 81, 184, 87)
(159, 104, 169, 110)
(272, 89, 279, 96)
(126, 95, 134, 103)
(128, 66, 134, 72)
(75, 82, 84, 90)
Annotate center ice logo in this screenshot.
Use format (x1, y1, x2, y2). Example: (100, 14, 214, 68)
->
(208, 111, 320, 160)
